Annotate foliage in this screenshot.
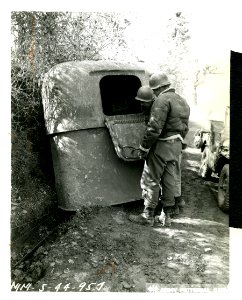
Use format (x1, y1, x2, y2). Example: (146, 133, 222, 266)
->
(11, 12, 129, 74)
(11, 11, 130, 231)
(11, 11, 130, 128)
(159, 12, 192, 96)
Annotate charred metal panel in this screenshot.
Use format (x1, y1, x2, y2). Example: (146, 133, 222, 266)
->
(50, 128, 144, 210)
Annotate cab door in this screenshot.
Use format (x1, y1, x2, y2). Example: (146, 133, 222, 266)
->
(100, 74, 147, 161)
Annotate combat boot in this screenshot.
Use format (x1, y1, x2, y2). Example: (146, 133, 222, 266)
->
(171, 206, 179, 217)
(128, 207, 154, 226)
(163, 207, 172, 227)
(154, 209, 166, 226)
(175, 196, 185, 212)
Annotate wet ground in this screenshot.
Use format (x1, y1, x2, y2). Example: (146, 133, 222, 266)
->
(11, 122, 229, 293)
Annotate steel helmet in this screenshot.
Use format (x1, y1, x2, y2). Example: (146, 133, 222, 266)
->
(149, 73, 170, 89)
(135, 85, 155, 102)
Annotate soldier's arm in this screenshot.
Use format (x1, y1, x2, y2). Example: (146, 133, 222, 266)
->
(140, 98, 169, 151)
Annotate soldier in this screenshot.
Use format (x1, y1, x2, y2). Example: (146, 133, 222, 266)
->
(135, 85, 156, 120)
(129, 74, 190, 227)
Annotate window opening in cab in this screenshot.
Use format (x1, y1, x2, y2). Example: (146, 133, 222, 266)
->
(100, 75, 142, 116)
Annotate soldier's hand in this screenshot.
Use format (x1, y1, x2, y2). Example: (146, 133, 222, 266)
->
(138, 149, 148, 160)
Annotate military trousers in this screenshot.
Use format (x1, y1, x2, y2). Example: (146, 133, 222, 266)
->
(174, 152, 182, 197)
(141, 138, 182, 209)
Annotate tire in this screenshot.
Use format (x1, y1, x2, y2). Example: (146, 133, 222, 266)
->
(199, 147, 212, 179)
(218, 164, 229, 212)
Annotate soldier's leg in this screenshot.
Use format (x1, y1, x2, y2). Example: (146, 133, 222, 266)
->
(141, 161, 161, 209)
(129, 143, 168, 226)
(172, 152, 184, 216)
(174, 152, 182, 198)
(159, 161, 177, 226)
(155, 140, 182, 226)
(128, 160, 160, 226)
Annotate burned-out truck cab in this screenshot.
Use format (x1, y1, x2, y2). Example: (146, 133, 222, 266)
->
(42, 60, 149, 210)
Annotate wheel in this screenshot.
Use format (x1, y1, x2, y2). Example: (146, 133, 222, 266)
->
(199, 147, 212, 179)
(218, 164, 229, 212)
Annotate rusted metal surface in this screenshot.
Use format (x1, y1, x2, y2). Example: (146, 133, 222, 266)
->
(50, 128, 144, 210)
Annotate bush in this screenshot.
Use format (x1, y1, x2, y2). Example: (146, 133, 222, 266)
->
(11, 11, 129, 240)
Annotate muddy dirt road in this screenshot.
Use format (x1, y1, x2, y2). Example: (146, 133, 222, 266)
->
(11, 122, 229, 292)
